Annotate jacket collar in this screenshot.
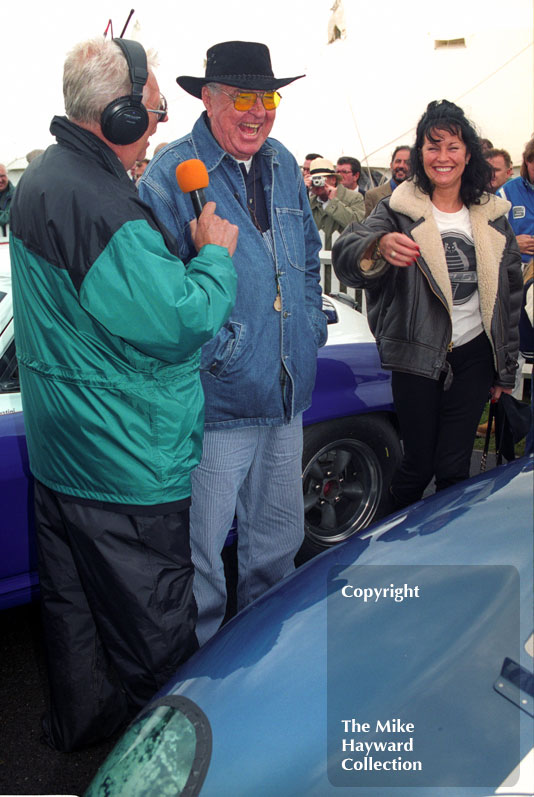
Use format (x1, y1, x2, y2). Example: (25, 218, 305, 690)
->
(389, 178, 510, 223)
(190, 112, 279, 174)
(50, 116, 133, 186)
(389, 179, 510, 332)
(0, 181, 14, 196)
(0, 182, 14, 209)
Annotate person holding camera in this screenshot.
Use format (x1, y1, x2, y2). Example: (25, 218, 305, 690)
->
(308, 157, 365, 249)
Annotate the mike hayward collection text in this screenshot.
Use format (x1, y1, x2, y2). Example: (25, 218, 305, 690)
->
(340, 718, 422, 772)
(340, 583, 421, 602)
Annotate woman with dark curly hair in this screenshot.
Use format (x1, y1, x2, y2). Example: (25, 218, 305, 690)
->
(332, 99, 523, 509)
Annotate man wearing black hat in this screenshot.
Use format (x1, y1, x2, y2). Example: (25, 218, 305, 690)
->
(139, 41, 327, 645)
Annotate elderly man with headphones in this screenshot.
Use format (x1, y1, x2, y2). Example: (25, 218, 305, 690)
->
(9, 37, 238, 752)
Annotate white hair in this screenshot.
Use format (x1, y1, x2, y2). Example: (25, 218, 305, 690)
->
(63, 37, 158, 124)
(204, 82, 223, 96)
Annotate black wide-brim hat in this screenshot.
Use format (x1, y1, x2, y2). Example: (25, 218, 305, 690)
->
(177, 41, 304, 98)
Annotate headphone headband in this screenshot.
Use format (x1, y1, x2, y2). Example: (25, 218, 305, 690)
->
(112, 38, 148, 105)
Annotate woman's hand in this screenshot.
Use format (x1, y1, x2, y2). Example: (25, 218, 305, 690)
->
(490, 385, 513, 402)
(379, 233, 420, 266)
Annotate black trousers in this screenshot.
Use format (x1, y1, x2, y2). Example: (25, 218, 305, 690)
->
(390, 332, 495, 508)
(34, 482, 198, 752)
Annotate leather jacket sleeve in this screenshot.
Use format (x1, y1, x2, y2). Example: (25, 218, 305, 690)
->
(492, 220, 523, 387)
(332, 200, 398, 288)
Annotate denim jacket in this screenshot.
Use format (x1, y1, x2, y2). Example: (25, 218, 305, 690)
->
(139, 113, 327, 429)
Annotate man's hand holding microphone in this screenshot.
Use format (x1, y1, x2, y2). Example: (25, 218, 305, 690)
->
(177, 159, 238, 256)
(190, 201, 238, 256)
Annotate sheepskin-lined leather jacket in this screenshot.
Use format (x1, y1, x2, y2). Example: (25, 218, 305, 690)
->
(332, 180, 523, 388)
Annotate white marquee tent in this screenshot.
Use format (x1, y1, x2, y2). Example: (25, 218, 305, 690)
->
(3, 0, 533, 172)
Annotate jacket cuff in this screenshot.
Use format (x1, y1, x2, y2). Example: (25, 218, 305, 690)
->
(360, 237, 390, 278)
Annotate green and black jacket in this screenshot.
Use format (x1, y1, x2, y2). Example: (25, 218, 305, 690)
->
(10, 116, 236, 505)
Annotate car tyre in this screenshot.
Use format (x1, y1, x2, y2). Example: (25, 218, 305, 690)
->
(298, 414, 401, 561)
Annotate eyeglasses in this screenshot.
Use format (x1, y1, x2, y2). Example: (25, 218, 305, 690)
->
(336, 168, 353, 175)
(146, 94, 168, 121)
(217, 87, 282, 111)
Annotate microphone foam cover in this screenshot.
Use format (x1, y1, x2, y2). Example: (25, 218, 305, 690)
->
(176, 159, 209, 193)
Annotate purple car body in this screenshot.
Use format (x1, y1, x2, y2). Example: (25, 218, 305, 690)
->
(0, 240, 400, 608)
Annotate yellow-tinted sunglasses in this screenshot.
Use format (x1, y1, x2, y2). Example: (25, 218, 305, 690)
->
(218, 87, 282, 111)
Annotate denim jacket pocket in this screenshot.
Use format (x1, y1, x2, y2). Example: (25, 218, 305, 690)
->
(276, 207, 305, 270)
(200, 321, 244, 377)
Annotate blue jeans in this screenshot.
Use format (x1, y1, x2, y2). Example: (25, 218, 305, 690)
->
(190, 416, 304, 645)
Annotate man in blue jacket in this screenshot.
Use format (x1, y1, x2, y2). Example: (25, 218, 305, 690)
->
(10, 36, 237, 751)
(499, 137, 534, 396)
(140, 41, 327, 644)
(499, 137, 534, 264)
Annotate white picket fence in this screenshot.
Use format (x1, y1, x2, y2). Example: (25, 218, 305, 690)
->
(317, 230, 366, 315)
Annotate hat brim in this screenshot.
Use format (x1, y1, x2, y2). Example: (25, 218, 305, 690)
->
(176, 74, 304, 99)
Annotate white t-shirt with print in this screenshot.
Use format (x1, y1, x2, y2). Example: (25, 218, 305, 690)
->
(432, 204, 484, 347)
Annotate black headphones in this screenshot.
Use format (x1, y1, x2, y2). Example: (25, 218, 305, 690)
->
(101, 38, 149, 145)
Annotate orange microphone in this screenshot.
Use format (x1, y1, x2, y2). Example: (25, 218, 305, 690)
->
(176, 159, 209, 219)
